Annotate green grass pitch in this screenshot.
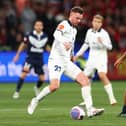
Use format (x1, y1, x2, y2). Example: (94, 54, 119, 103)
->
(0, 81, 126, 126)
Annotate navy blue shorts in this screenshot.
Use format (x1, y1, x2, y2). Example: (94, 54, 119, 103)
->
(23, 57, 44, 75)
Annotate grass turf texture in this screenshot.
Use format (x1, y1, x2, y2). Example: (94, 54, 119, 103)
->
(0, 81, 126, 126)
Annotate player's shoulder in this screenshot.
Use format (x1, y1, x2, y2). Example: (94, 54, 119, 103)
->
(101, 28, 108, 33)
(56, 20, 71, 31)
(87, 28, 92, 32)
(23, 32, 31, 42)
(41, 32, 48, 37)
(58, 20, 72, 27)
(86, 28, 92, 34)
(41, 32, 48, 39)
(100, 28, 109, 36)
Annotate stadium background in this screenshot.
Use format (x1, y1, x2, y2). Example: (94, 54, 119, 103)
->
(0, 0, 126, 82)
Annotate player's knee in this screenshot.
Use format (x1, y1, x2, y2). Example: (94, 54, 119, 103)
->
(49, 79, 60, 92)
(98, 73, 106, 79)
(21, 72, 28, 78)
(50, 84, 60, 92)
(39, 76, 45, 81)
(23, 67, 29, 73)
(76, 72, 89, 86)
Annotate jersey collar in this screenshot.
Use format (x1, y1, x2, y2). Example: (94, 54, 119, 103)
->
(67, 20, 73, 27)
(33, 30, 43, 36)
(92, 28, 101, 33)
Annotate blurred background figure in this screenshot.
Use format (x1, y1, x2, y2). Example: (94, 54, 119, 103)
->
(12, 20, 50, 99)
(20, 0, 37, 34)
(0, 0, 125, 51)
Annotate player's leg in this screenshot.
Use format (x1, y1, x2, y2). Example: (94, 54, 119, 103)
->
(36, 75, 45, 88)
(35, 60, 63, 96)
(65, 62, 104, 117)
(118, 91, 126, 117)
(34, 64, 45, 96)
(76, 72, 104, 117)
(97, 63, 117, 105)
(36, 78, 60, 101)
(79, 64, 95, 106)
(27, 78, 60, 115)
(13, 63, 30, 99)
(98, 72, 117, 105)
(27, 60, 63, 115)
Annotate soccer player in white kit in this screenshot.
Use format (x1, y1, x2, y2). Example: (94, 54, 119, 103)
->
(74, 14, 117, 105)
(27, 7, 104, 117)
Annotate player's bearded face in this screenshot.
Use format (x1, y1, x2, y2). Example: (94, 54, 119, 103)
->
(70, 12, 83, 26)
(92, 18, 102, 30)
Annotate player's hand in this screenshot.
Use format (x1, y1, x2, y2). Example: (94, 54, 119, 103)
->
(63, 42, 72, 51)
(72, 56, 78, 62)
(70, 56, 74, 62)
(114, 59, 122, 68)
(13, 54, 19, 63)
(97, 37, 103, 43)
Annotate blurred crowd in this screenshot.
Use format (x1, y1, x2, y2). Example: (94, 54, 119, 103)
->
(0, 0, 126, 51)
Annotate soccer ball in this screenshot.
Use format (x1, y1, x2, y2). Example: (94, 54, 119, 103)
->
(70, 106, 85, 120)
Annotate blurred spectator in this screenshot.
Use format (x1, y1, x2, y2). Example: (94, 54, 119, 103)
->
(0, 27, 7, 45)
(4, 0, 17, 30)
(0, 8, 6, 27)
(119, 24, 126, 50)
(21, 0, 36, 34)
(63, 0, 72, 16)
(6, 28, 17, 50)
(0, 0, 125, 51)
(0, 27, 10, 51)
(15, 0, 27, 16)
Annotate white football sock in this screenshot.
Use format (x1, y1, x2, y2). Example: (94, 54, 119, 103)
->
(36, 86, 51, 101)
(81, 86, 93, 110)
(104, 83, 115, 101)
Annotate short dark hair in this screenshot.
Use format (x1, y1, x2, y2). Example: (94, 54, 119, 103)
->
(70, 6, 84, 14)
(33, 20, 43, 25)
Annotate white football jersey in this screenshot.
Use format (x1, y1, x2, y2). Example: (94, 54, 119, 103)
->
(49, 20, 77, 62)
(76, 28, 112, 63)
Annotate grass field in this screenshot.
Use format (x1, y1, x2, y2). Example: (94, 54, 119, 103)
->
(0, 81, 126, 126)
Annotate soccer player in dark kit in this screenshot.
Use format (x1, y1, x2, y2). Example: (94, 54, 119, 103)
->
(13, 20, 50, 99)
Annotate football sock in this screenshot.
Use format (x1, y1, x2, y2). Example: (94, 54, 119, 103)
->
(122, 105, 126, 113)
(104, 83, 115, 101)
(81, 86, 93, 110)
(36, 80, 44, 88)
(16, 78, 24, 92)
(36, 86, 51, 101)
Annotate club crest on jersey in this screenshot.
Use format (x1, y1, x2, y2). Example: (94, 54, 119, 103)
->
(57, 25, 64, 30)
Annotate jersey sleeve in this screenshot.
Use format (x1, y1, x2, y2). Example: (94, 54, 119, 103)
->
(97, 30, 112, 50)
(76, 43, 89, 57)
(76, 30, 89, 56)
(53, 21, 69, 43)
(76, 31, 89, 56)
(100, 31, 112, 50)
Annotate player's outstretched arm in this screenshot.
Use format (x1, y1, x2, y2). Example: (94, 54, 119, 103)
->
(13, 42, 27, 63)
(114, 51, 126, 68)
